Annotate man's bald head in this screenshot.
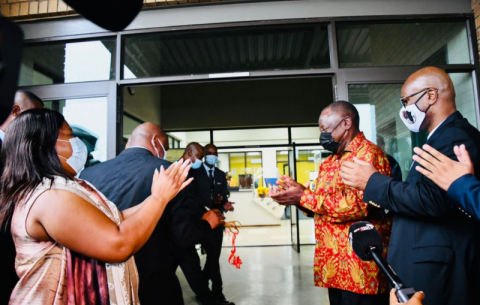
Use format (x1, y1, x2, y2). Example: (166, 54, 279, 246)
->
(1, 90, 44, 132)
(15, 90, 44, 111)
(402, 66, 455, 102)
(401, 67, 457, 132)
(129, 122, 168, 158)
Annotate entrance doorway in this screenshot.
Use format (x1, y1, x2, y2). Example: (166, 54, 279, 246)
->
(121, 75, 335, 250)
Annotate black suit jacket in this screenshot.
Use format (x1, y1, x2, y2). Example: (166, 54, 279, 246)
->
(364, 111, 480, 305)
(189, 165, 229, 217)
(0, 137, 19, 304)
(79, 148, 211, 298)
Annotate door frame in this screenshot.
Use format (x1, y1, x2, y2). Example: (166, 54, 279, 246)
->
(19, 81, 118, 160)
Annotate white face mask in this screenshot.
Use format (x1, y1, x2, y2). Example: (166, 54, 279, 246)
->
(399, 103, 429, 133)
(152, 137, 167, 160)
(57, 137, 88, 174)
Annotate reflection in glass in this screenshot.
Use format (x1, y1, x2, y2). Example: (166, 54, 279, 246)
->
(123, 23, 330, 79)
(349, 84, 412, 179)
(44, 97, 108, 169)
(338, 22, 470, 67)
(449, 72, 477, 128)
(19, 39, 116, 86)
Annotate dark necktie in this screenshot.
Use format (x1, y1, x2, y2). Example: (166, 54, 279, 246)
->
(209, 169, 214, 199)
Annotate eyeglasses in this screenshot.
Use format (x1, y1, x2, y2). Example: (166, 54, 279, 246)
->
(399, 88, 438, 107)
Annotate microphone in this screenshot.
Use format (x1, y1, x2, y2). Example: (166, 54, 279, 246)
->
(349, 221, 416, 303)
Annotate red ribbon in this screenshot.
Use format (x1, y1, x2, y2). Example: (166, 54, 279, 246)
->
(225, 221, 242, 269)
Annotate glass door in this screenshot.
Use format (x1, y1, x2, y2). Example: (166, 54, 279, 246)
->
(288, 146, 300, 252)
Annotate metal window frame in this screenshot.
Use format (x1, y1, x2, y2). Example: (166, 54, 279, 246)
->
(17, 12, 480, 251)
(20, 81, 118, 160)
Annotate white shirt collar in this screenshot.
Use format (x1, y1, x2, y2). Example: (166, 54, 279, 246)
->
(427, 118, 448, 140)
(0, 129, 5, 141)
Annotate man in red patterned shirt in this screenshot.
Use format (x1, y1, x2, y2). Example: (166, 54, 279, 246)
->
(271, 101, 392, 305)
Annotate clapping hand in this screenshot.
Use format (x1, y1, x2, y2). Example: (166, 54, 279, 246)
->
(269, 175, 305, 206)
(413, 144, 474, 191)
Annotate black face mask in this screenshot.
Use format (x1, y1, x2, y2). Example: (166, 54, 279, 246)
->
(319, 117, 347, 154)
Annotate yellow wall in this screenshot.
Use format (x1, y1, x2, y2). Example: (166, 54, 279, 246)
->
(296, 161, 316, 186)
(229, 154, 263, 188)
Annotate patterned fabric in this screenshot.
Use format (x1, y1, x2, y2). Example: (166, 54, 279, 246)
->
(10, 176, 139, 305)
(299, 132, 393, 295)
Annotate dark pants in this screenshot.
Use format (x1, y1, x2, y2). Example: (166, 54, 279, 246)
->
(0, 229, 18, 304)
(177, 245, 216, 305)
(328, 288, 389, 305)
(135, 232, 184, 305)
(202, 226, 224, 299)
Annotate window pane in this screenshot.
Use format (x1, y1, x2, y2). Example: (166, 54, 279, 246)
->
(20, 39, 116, 86)
(167, 131, 210, 148)
(213, 128, 288, 146)
(44, 97, 109, 169)
(291, 127, 319, 144)
(338, 21, 470, 67)
(230, 152, 247, 189)
(123, 23, 330, 79)
(348, 84, 412, 180)
(295, 148, 331, 185)
(449, 72, 477, 128)
(246, 152, 263, 188)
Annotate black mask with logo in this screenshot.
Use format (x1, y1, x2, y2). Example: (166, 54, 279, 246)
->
(319, 117, 347, 154)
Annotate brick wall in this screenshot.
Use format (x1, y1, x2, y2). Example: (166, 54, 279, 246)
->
(0, 0, 227, 19)
(473, 0, 480, 60)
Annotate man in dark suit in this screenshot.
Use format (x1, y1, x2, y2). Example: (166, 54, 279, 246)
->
(176, 142, 223, 305)
(340, 67, 480, 305)
(189, 144, 235, 305)
(0, 90, 44, 304)
(413, 143, 480, 222)
(80, 123, 225, 305)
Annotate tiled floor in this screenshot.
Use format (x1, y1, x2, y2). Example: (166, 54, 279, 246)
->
(222, 219, 316, 247)
(177, 245, 330, 305)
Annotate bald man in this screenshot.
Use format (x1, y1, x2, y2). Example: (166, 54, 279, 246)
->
(0, 90, 43, 305)
(340, 67, 480, 305)
(0, 90, 44, 143)
(80, 123, 224, 305)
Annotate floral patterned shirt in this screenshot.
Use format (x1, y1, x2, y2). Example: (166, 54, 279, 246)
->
(299, 132, 393, 295)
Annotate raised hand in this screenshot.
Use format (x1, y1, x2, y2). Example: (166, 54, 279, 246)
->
(151, 159, 193, 204)
(413, 144, 474, 191)
(223, 201, 235, 212)
(270, 175, 305, 206)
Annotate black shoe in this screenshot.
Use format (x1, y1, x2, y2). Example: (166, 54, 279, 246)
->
(214, 294, 235, 305)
